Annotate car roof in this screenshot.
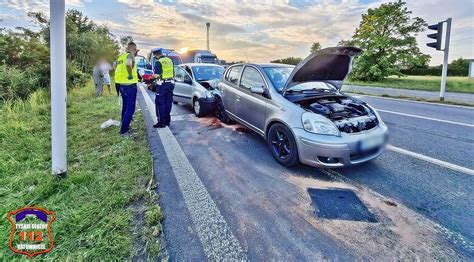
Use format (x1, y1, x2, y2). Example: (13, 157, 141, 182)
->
(180, 63, 223, 67)
(229, 63, 295, 68)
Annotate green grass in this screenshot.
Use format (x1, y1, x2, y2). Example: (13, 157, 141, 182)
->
(347, 75, 474, 93)
(0, 84, 161, 260)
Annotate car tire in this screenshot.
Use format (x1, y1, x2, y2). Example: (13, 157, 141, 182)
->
(267, 123, 299, 167)
(193, 98, 205, 117)
(214, 102, 232, 124)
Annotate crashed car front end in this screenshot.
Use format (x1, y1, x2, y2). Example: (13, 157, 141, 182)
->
(280, 47, 388, 167)
(291, 93, 388, 167)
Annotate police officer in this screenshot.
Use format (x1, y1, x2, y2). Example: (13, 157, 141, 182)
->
(152, 48, 175, 128)
(115, 42, 139, 136)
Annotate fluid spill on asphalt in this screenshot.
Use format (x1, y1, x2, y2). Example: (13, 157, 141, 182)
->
(194, 116, 251, 134)
(286, 174, 467, 260)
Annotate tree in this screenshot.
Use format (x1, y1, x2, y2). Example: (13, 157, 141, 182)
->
(449, 58, 469, 71)
(0, 9, 119, 100)
(270, 57, 302, 65)
(310, 42, 321, 54)
(341, 1, 430, 81)
(120, 35, 134, 48)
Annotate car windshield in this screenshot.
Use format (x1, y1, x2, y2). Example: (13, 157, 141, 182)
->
(199, 56, 218, 64)
(191, 66, 224, 81)
(263, 66, 293, 92)
(169, 56, 182, 65)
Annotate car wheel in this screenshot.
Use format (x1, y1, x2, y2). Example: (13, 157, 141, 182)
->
(267, 123, 299, 167)
(193, 98, 205, 117)
(214, 102, 232, 124)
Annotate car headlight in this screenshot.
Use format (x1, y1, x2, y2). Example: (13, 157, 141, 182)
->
(366, 105, 386, 128)
(301, 112, 340, 136)
(205, 91, 214, 99)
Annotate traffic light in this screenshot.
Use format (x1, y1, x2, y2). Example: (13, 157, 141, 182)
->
(427, 22, 443, 50)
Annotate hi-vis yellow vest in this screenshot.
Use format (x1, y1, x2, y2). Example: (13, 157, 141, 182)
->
(115, 53, 138, 84)
(158, 57, 174, 79)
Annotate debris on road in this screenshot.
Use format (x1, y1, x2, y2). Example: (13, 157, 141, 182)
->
(100, 119, 120, 129)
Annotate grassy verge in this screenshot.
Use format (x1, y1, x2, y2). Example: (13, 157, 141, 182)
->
(0, 83, 162, 260)
(347, 75, 474, 93)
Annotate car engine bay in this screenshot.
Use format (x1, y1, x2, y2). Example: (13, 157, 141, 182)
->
(198, 79, 219, 90)
(298, 96, 379, 133)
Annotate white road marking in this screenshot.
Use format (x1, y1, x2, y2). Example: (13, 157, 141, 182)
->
(349, 93, 474, 109)
(139, 86, 247, 260)
(387, 145, 474, 176)
(171, 113, 196, 121)
(376, 109, 474, 127)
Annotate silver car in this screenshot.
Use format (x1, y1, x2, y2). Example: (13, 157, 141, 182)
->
(215, 47, 388, 168)
(173, 63, 224, 116)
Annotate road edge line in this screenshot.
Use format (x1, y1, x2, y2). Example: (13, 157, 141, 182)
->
(138, 85, 248, 260)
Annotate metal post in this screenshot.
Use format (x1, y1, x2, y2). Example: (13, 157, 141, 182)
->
(50, 0, 67, 177)
(206, 23, 210, 51)
(440, 18, 451, 101)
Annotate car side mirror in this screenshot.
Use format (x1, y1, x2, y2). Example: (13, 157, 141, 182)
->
(184, 75, 193, 85)
(250, 85, 265, 94)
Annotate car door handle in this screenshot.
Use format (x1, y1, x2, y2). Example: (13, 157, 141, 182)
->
(235, 95, 240, 102)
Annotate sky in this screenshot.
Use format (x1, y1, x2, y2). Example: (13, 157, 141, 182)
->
(0, 0, 472, 65)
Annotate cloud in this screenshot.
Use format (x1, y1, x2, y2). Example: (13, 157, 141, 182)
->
(1, 0, 472, 64)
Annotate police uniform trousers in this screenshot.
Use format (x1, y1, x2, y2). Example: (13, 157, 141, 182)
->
(154, 81, 174, 125)
(119, 83, 137, 134)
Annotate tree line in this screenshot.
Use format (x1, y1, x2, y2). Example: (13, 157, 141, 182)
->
(0, 10, 119, 101)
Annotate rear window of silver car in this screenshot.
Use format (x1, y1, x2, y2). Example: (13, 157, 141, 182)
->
(226, 66, 243, 85)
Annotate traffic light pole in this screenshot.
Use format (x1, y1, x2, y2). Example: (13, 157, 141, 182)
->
(50, 0, 67, 177)
(439, 18, 451, 101)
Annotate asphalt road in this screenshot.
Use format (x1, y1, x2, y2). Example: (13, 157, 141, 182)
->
(137, 87, 474, 260)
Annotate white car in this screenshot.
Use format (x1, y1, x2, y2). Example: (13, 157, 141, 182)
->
(173, 63, 225, 117)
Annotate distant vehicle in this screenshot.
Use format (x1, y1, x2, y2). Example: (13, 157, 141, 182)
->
(147, 48, 183, 68)
(174, 63, 225, 117)
(135, 55, 153, 84)
(180, 50, 219, 64)
(215, 47, 388, 168)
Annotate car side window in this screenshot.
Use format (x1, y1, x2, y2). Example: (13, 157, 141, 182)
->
(226, 66, 242, 85)
(240, 67, 265, 90)
(175, 66, 187, 83)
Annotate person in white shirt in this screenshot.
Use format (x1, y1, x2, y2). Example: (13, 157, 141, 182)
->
(99, 58, 112, 94)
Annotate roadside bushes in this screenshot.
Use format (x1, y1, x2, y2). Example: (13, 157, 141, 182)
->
(0, 62, 88, 102)
(401, 68, 468, 77)
(0, 65, 39, 101)
(0, 9, 118, 103)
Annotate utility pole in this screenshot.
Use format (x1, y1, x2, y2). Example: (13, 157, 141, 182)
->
(206, 22, 210, 51)
(50, 0, 67, 177)
(439, 18, 451, 101)
(427, 18, 452, 101)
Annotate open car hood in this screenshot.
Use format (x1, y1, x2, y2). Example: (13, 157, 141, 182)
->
(282, 47, 361, 95)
